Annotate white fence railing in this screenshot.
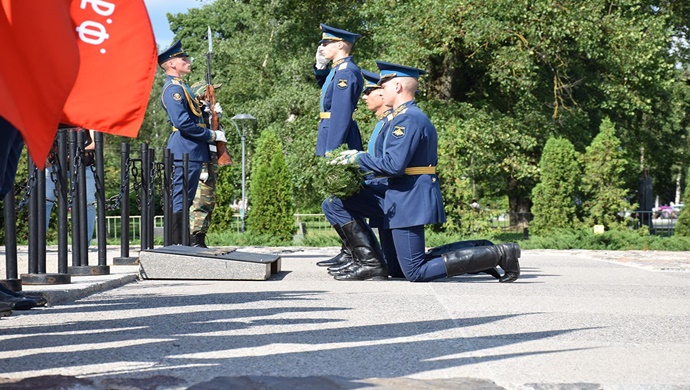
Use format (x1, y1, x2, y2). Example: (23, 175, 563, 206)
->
(102, 213, 333, 241)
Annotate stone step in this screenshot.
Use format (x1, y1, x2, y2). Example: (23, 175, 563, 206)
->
(138, 245, 281, 281)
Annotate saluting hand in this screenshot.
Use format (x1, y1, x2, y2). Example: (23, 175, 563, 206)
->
(315, 48, 329, 70)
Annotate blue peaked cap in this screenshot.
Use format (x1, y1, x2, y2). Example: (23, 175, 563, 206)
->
(319, 23, 361, 44)
(157, 39, 188, 65)
(376, 61, 426, 83)
(361, 69, 381, 92)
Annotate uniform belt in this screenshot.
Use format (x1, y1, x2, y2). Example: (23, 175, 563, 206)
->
(404, 166, 436, 175)
(172, 124, 207, 132)
(319, 112, 357, 120)
(375, 166, 437, 179)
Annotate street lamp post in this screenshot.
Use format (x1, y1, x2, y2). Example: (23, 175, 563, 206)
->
(231, 113, 256, 232)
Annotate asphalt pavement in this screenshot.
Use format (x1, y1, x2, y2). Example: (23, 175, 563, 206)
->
(1, 245, 689, 390)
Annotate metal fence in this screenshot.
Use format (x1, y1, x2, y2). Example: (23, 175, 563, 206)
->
(96, 210, 680, 241)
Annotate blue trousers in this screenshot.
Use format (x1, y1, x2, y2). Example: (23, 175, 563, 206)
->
(322, 187, 448, 282)
(172, 161, 202, 213)
(45, 165, 96, 246)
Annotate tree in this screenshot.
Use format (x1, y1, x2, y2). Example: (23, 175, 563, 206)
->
(245, 128, 295, 241)
(159, 0, 690, 224)
(530, 137, 581, 235)
(581, 118, 634, 229)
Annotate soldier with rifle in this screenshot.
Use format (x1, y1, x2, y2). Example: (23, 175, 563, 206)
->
(187, 27, 232, 248)
(158, 39, 227, 245)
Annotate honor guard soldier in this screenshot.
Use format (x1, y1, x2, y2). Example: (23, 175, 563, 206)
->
(158, 40, 227, 245)
(313, 23, 364, 156)
(324, 61, 521, 282)
(320, 70, 405, 278)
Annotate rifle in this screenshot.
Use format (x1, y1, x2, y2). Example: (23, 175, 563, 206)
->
(206, 26, 232, 166)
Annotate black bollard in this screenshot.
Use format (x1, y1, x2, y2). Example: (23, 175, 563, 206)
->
(113, 142, 138, 265)
(181, 153, 190, 246)
(36, 165, 47, 273)
(163, 149, 172, 246)
(68, 129, 81, 267)
(147, 147, 155, 250)
(95, 131, 107, 267)
(2, 191, 21, 291)
(27, 158, 38, 274)
(140, 143, 149, 250)
(56, 128, 69, 274)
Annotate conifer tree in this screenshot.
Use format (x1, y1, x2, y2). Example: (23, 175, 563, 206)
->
(245, 129, 295, 241)
(530, 137, 581, 235)
(581, 118, 633, 229)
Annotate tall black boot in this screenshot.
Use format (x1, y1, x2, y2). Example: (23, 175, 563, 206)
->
(442, 243, 521, 283)
(333, 219, 388, 281)
(191, 233, 207, 248)
(424, 239, 495, 258)
(426, 240, 501, 279)
(171, 212, 183, 245)
(497, 243, 521, 283)
(317, 224, 352, 267)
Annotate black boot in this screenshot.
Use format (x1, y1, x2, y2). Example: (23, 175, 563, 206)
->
(317, 225, 352, 267)
(442, 243, 520, 283)
(0, 302, 11, 318)
(327, 258, 357, 276)
(0, 290, 38, 310)
(497, 243, 521, 283)
(191, 233, 207, 248)
(426, 239, 501, 279)
(171, 212, 183, 245)
(333, 219, 388, 281)
(0, 284, 47, 307)
(424, 239, 495, 259)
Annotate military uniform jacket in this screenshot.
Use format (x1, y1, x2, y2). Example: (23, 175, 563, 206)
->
(160, 75, 212, 163)
(358, 101, 446, 229)
(314, 56, 363, 156)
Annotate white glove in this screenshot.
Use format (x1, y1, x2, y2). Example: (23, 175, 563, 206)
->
(199, 172, 209, 182)
(329, 149, 362, 165)
(214, 130, 227, 143)
(213, 102, 223, 116)
(315, 48, 329, 70)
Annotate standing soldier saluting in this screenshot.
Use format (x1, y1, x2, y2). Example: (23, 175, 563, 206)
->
(313, 24, 364, 156)
(158, 40, 227, 245)
(313, 24, 365, 267)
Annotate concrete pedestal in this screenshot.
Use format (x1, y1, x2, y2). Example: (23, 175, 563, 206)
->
(138, 245, 281, 281)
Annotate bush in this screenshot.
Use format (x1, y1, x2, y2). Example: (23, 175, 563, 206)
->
(245, 129, 295, 242)
(530, 137, 581, 235)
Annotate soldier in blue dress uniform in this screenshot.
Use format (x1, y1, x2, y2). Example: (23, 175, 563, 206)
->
(158, 40, 227, 244)
(318, 70, 395, 270)
(323, 61, 521, 282)
(313, 24, 364, 156)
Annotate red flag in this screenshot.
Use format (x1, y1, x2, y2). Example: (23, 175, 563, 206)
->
(0, 0, 80, 168)
(61, 0, 157, 138)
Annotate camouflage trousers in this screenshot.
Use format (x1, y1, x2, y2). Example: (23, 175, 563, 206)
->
(190, 152, 218, 235)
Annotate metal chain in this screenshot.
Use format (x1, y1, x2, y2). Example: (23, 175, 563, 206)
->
(69, 149, 82, 208)
(130, 159, 141, 210)
(146, 155, 156, 210)
(106, 156, 131, 211)
(14, 166, 37, 212)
